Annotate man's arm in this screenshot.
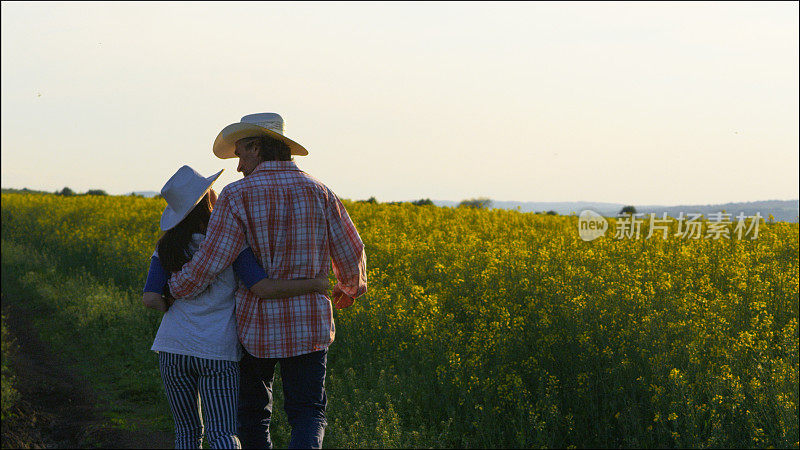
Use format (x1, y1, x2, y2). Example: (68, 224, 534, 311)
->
(167, 188, 246, 299)
(326, 191, 367, 307)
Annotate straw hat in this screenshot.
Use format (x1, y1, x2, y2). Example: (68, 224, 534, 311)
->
(213, 113, 308, 159)
(160, 166, 224, 231)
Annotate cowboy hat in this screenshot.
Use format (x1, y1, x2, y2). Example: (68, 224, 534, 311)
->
(213, 113, 308, 159)
(160, 166, 224, 231)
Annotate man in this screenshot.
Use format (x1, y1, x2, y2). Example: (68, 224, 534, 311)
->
(168, 113, 367, 449)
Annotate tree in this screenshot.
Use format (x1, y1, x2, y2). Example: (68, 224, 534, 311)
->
(58, 187, 75, 196)
(411, 198, 434, 206)
(357, 196, 377, 204)
(85, 189, 108, 196)
(546, 210, 558, 215)
(619, 205, 637, 215)
(458, 197, 492, 209)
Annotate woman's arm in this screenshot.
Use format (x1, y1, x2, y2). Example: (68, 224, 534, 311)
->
(142, 255, 170, 312)
(232, 247, 330, 300)
(250, 273, 330, 299)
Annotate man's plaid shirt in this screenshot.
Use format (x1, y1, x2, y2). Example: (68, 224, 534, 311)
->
(168, 161, 367, 359)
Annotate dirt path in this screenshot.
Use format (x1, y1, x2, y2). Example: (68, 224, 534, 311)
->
(1, 299, 174, 449)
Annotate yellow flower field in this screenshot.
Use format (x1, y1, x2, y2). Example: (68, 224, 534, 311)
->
(1, 192, 797, 448)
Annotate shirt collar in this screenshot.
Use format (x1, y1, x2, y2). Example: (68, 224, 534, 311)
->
(252, 160, 301, 174)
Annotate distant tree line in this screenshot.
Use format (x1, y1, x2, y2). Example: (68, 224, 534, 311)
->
(353, 197, 498, 209)
(458, 197, 492, 209)
(343, 199, 640, 217)
(1, 187, 49, 195)
(55, 187, 108, 196)
(355, 197, 436, 206)
(7, 188, 640, 219)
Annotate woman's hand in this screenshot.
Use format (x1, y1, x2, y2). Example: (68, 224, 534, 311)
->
(331, 284, 354, 309)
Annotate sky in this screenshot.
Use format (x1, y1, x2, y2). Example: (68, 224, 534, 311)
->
(1, 1, 798, 205)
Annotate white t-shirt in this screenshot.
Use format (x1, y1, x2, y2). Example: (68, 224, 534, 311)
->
(151, 233, 243, 361)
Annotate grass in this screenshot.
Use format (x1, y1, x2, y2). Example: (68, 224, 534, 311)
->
(1, 239, 170, 431)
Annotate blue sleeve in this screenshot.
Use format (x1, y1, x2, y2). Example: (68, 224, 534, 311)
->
(144, 255, 168, 294)
(232, 247, 268, 289)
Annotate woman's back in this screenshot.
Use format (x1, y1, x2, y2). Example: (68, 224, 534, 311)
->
(151, 233, 242, 362)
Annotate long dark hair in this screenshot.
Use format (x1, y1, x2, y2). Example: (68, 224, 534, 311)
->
(157, 192, 213, 273)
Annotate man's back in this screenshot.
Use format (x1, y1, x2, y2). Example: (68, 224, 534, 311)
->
(226, 161, 333, 280)
(168, 160, 367, 358)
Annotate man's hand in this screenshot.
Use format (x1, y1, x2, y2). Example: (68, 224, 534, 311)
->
(143, 293, 169, 312)
(331, 283, 354, 309)
(163, 285, 176, 311)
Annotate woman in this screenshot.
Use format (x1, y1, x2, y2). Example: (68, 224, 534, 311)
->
(142, 166, 327, 449)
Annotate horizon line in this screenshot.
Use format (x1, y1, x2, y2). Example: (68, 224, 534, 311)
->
(2, 185, 798, 208)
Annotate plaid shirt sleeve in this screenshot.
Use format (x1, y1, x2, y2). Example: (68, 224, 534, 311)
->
(326, 191, 367, 299)
(167, 188, 246, 299)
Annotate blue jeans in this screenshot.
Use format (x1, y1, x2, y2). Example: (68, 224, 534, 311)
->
(237, 348, 328, 449)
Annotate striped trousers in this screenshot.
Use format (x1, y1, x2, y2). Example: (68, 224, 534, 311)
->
(158, 352, 241, 449)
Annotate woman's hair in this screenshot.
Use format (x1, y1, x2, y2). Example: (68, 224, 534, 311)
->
(239, 135, 292, 162)
(157, 192, 213, 273)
